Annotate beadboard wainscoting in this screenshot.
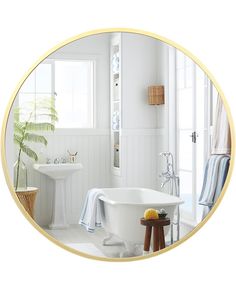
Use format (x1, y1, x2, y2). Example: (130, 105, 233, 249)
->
(16, 128, 166, 226)
(111, 129, 167, 190)
(23, 129, 111, 227)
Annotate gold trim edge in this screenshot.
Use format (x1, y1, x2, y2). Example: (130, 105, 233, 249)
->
(1, 27, 235, 262)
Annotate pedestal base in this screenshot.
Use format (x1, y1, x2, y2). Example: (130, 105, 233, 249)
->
(49, 178, 68, 229)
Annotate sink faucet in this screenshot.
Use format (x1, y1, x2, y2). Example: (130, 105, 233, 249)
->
(54, 158, 60, 164)
(46, 158, 52, 164)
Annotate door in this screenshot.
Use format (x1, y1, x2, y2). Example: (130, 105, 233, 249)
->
(175, 50, 208, 221)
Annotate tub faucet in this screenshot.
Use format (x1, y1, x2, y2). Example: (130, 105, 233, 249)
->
(160, 177, 171, 188)
(159, 152, 180, 243)
(159, 152, 178, 195)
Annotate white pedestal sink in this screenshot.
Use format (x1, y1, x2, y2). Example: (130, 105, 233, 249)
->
(33, 163, 83, 229)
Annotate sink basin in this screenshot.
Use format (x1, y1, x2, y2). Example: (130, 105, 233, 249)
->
(33, 163, 83, 179)
(33, 163, 83, 229)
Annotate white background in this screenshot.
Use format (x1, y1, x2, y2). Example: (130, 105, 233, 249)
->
(0, 1, 235, 294)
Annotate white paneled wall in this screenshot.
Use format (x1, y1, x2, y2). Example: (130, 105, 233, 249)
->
(22, 128, 166, 227)
(22, 130, 111, 226)
(112, 129, 167, 189)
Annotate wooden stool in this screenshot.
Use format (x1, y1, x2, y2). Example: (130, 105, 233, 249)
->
(16, 187, 38, 220)
(140, 217, 170, 252)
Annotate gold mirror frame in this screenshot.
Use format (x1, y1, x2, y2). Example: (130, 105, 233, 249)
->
(1, 28, 235, 262)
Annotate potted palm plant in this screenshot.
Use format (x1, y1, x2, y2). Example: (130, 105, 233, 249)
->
(14, 97, 58, 190)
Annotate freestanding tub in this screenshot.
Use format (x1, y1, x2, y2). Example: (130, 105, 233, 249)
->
(99, 188, 184, 256)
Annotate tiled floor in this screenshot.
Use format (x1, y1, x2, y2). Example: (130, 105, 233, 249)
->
(44, 222, 192, 258)
(44, 225, 129, 258)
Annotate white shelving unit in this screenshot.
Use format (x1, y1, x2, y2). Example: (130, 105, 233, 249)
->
(110, 33, 121, 176)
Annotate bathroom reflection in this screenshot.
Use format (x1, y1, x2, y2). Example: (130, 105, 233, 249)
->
(6, 32, 231, 258)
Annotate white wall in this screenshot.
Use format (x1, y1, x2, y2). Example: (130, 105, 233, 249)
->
(113, 33, 168, 190)
(122, 33, 167, 129)
(120, 129, 165, 189)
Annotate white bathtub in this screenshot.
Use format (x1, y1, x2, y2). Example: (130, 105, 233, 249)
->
(99, 188, 183, 256)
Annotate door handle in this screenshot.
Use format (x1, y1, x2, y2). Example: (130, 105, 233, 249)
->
(190, 131, 198, 143)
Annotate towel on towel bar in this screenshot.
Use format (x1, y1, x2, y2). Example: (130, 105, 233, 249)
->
(214, 156, 230, 203)
(199, 155, 230, 209)
(79, 188, 104, 232)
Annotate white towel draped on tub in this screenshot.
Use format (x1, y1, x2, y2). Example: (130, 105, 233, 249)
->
(79, 189, 105, 232)
(211, 95, 231, 155)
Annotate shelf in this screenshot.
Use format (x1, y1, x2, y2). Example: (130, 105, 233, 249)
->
(113, 72, 119, 80)
(110, 33, 121, 176)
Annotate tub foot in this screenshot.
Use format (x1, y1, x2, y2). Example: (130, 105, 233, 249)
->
(103, 233, 124, 246)
(120, 242, 142, 258)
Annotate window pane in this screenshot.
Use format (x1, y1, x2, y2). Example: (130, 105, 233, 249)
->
(36, 63, 52, 93)
(177, 68, 185, 89)
(55, 60, 93, 128)
(179, 130, 192, 171)
(20, 70, 35, 93)
(196, 67, 205, 130)
(18, 93, 35, 122)
(185, 66, 193, 88)
(177, 88, 193, 129)
(35, 94, 53, 123)
(176, 50, 185, 69)
(185, 55, 193, 67)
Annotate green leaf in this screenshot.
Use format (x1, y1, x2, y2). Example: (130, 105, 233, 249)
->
(21, 144, 38, 161)
(14, 134, 23, 146)
(35, 98, 56, 108)
(24, 133, 47, 145)
(13, 95, 58, 163)
(26, 122, 55, 132)
(36, 113, 58, 122)
(14, 122, 25, 135)
(37, 106, 58, 116)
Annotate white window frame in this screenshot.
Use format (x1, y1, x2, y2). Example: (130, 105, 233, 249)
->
(17, 60, 54, 123)
(19, 57, 96, 129)
(53, 58, 95, 129)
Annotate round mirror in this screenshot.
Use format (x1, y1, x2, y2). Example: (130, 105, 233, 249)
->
(1, 29, 234, 261)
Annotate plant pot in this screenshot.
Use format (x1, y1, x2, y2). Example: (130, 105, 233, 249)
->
(14, 159, 28, 191)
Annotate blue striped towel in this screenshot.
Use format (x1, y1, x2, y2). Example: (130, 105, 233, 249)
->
(199, 155, 230, 208)
(79, 188, 105, 232)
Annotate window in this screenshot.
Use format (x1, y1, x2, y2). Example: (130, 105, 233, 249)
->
(18, 60, 94, 128)
(55, 60, 94, 128)
(18, 63, 52, 122)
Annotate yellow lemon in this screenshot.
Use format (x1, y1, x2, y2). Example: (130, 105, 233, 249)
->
(144, 208, 159, 220)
